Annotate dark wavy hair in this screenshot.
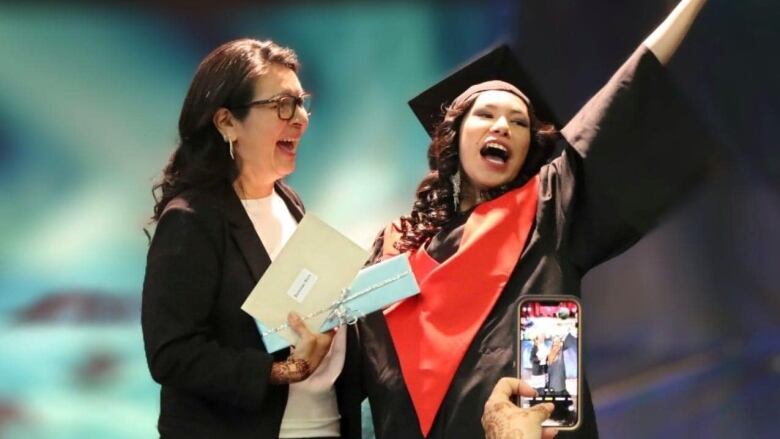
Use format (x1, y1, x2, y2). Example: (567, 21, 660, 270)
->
(395, 93, 559, 252)
(150, 39, 299, 222)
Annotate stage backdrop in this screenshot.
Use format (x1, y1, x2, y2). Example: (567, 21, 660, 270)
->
(0, 1, 777, 438)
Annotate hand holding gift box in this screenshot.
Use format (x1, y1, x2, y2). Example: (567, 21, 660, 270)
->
(241, 214, 419, 353)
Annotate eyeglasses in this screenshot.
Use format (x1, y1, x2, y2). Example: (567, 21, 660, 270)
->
(235, 94, 312, 121)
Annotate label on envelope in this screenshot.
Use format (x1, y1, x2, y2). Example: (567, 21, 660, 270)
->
(288, 268, 318, 303)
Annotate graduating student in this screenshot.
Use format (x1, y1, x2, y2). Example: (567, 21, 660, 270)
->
(357, 1, 713, 438)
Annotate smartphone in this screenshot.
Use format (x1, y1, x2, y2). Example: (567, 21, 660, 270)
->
(516, 295, 582, 430)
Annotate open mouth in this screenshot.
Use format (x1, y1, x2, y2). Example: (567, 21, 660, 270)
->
(480, 142, 509, 165)
(276, 138, 297, 154)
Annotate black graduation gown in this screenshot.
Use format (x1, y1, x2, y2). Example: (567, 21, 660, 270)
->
(356, 45, 720, 439)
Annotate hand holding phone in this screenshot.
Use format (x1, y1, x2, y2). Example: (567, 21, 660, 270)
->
(482, 377, 558, 439)
(516, 296, 582, 430)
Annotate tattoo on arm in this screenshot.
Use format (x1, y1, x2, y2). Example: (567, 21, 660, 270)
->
(269, 358, 311, 385)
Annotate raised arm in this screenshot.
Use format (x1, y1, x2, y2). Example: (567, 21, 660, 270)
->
(644, 0, 707, 65)
(557, 0, 720, 272)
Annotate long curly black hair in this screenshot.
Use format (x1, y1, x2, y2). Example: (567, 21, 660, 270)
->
(150, 39, 299, 222)
(395, 94, 560, 253)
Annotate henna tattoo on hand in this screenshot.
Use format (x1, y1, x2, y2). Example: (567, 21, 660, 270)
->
(483, 401, 524, 439)
(269, 358, 311, 385)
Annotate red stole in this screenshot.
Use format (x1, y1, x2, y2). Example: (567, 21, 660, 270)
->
(385, 176, 539, 437)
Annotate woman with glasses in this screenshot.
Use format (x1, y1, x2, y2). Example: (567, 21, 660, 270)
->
(358, 1, 714, 438)
(142, 39, 361, 439)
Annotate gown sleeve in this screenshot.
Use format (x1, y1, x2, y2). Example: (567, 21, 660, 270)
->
(141, 204, 275, 409)
(543, 44, 722, 273)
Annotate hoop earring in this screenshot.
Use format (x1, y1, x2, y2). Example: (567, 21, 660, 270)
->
(224, 136, 235, 160)
(450, 170, 461, 211)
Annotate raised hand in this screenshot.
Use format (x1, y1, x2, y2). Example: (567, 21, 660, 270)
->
(644, 0, 708, 65)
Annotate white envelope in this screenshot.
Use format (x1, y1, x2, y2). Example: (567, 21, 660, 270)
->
(241, 214, 368, 346)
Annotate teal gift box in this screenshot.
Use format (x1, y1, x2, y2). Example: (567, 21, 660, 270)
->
(256, 253, 419, 353)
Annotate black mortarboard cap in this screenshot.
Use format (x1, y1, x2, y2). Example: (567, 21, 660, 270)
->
(409, 44, 560, 138)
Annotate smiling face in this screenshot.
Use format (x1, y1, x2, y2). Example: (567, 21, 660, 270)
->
(457, 90, 531, 193)
(231, 64, 309, 184)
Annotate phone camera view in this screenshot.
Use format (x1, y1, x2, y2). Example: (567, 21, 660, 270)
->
(518, 300, 579, 427)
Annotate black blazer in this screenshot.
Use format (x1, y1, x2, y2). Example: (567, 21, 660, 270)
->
(142, 180, 362, 438)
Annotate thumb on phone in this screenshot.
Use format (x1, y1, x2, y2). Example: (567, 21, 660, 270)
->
(528, 402, 555, 424)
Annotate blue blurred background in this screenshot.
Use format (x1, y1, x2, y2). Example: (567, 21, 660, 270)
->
(0, 0, 777, 438)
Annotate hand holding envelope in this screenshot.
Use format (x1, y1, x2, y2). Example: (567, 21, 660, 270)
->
(241, 214, 420, 353)
(286, 311, 334, 373)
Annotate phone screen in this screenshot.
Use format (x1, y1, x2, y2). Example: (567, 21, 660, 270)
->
(517, 298, 581, 428)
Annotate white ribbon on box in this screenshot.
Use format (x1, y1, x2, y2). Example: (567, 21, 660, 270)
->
(256, 254, 419, 353)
